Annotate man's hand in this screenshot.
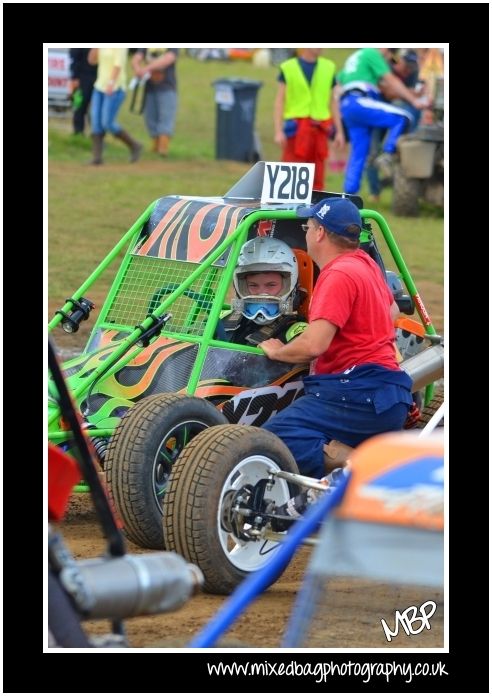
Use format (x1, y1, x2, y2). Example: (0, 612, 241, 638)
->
(274, 131, 286, 147)
(333, 130, 346, 149)
(259, 319, 337, 364)
(134, 66, 149, 79)
(68, 79, 80, 96)
(412, 95, 432, 110)
(258, 338, 284, 360)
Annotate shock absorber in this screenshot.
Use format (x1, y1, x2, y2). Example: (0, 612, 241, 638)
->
(80, 421, 108, 467)
(89, 436, 108, 466)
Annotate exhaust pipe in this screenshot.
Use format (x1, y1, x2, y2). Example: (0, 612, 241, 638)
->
(401, 343, 444, 392)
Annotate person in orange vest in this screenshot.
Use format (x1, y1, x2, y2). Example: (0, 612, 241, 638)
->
(274, 48, 345, 190)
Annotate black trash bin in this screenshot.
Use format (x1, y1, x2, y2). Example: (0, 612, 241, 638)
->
(212, 78, 263, 162)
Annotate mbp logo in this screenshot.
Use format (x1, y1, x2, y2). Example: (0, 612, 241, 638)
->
(381, 600, 437, 642)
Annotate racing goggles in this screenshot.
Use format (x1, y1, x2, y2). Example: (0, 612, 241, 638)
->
(243, 299, 281, 322)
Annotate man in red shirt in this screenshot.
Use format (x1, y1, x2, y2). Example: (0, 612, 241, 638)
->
(259, 197, 412, 479)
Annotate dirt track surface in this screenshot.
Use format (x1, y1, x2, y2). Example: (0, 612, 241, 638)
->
(58, 495, 444, 649)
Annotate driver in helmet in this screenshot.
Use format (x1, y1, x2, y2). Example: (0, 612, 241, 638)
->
(222, 237, 307, 345)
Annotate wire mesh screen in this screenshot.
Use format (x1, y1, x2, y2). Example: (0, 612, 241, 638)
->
(102, 255, 224, 337)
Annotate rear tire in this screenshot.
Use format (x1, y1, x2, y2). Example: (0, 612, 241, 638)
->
(414, 386, 444, 429)
(163, 425, 299, 594)
(105, 394, 227, 548)
(392, 162, 421, 217)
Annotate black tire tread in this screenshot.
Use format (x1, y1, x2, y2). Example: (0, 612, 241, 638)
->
(164, 425, 298, 594)
(392, 162, 421, 217)
(105, 394, 226, 548)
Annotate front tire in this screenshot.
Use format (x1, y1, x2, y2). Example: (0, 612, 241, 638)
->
(163, 425, 299, 594)
(105, 394, 227, 548)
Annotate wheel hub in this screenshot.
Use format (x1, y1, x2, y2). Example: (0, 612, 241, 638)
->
(220, 485, 257, 540)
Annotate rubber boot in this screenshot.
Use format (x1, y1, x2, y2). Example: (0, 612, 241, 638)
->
(114, 129, 143, 163)
(157, 134, 170, 157)
(90, 133, 104, 165)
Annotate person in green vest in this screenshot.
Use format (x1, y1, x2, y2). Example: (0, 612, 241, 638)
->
(274, 48, 345, 190)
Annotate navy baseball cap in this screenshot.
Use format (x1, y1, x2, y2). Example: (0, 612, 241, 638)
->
(401, 49, 419, 65)
(297, 197, 362, 239)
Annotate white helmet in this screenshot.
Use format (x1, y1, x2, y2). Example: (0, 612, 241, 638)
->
(232, 237, 299, 324)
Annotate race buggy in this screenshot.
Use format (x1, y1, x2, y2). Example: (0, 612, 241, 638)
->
(48, 161, 444, 593)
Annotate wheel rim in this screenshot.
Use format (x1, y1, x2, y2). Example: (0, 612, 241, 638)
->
(217, 455, 292, 572)
(152, 419, 210, 511)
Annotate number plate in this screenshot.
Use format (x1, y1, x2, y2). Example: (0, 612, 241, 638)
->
(261, 162, 314, 205)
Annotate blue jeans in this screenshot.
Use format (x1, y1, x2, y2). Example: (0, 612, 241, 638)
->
(366, 127, 385, 196)
(262, 365, 413, 478)
(91, 88, 126, 135)
(341, 93, 413, 194)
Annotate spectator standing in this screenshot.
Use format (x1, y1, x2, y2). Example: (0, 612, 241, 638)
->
(417, 48, 444, 125)
(337, 48, 426, 193)
(68, 48, 97, 136)
(131, 48, 179, 157)
(274, 48, 345, 190)
(418, 48, 444, 102)
(88, 47, 142, 165)
(388, 49, 422, 131)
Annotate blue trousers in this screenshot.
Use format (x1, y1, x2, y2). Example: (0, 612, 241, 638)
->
(341, 93, 413, 194)
(366, 127, 385, 196)
(91, 88, 126, 135)
(262, 365, 413, 478)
